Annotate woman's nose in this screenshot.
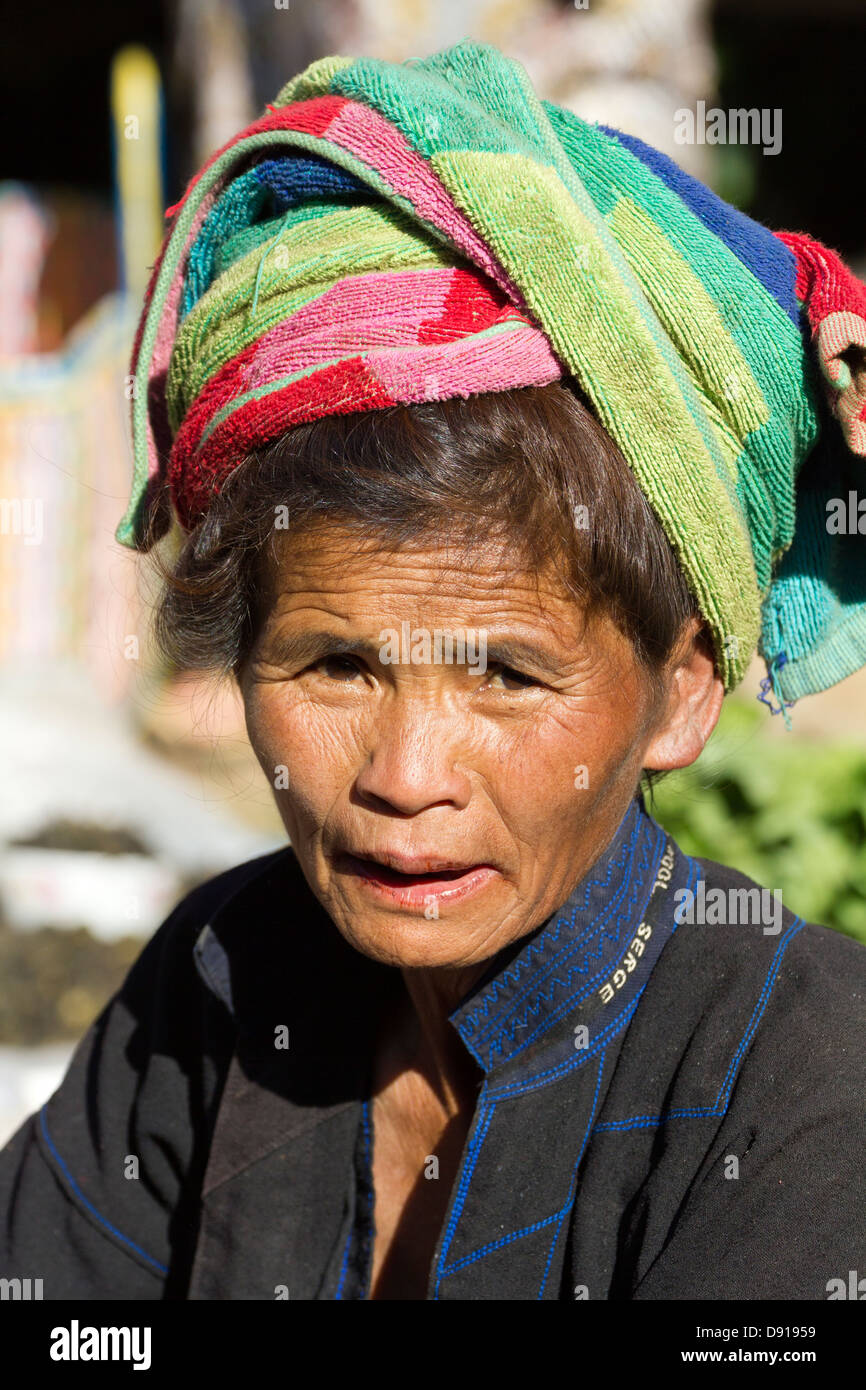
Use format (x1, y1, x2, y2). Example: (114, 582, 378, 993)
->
(353, 703, 473, 815)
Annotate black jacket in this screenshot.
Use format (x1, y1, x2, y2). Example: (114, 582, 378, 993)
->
(1, 794, 864, 1299)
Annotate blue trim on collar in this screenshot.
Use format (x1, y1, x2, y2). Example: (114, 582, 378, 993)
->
(449, 796, 666, 1074)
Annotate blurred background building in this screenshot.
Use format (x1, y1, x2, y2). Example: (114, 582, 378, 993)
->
(0, 0, 864, 1144)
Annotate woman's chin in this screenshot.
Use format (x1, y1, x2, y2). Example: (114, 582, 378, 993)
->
(328, 892, 514, 973)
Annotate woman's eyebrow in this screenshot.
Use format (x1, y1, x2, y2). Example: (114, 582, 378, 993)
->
(261, 630, 381, 667)
(483, 639, 564, 675)
(261, 629, 566, 674)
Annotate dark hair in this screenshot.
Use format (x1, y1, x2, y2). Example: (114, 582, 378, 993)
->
(151, 380, 705, 786)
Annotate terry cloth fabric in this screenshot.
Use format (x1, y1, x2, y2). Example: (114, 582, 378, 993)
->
(115, 40, 866, 710)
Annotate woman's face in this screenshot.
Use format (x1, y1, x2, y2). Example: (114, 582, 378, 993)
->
(241, 523, 674, 973)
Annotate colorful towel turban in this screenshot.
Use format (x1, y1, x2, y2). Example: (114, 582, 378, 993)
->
(117, 40, 866, 712)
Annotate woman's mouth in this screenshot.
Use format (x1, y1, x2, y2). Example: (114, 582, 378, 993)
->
(337, 852, 498, 907)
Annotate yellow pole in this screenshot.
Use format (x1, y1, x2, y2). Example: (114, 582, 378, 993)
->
(110, 45, 164, 304)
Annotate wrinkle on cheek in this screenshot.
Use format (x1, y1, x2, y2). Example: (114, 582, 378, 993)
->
(491, 694, 643, 881)
(494, 697, 610, 785)
(246, 690, 366, 820)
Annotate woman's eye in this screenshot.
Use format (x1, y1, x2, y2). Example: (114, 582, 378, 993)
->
(486, 664, 538, 691)
(314, 655, 364, 681)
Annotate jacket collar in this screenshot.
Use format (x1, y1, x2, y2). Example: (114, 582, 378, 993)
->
(448, 792, 668, 1076)
(193, 790, 672, 1082)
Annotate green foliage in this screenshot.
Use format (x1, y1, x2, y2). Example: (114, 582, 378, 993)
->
(647, 696, 866, 946)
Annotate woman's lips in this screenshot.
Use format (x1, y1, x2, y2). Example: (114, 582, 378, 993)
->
(337, 852, 498, 907)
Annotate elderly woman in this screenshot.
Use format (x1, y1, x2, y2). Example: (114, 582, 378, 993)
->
(2, 41, 865, 1303)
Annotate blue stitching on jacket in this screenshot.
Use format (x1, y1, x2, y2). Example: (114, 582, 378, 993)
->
(431, 886, 659, 1293)
(458, 802, 645, 1044)
(442, 1203, 560, 1271)
(484, 853, 698, 1103)
(494, 827, 666, 1066)
(432, 1092, 495, 1299)
(487, 984, 644, 1102)
(336, 1100, 373, 1299)
(591, 916, 805, 1134)
(485, 830, 657, 1060)
(334, 1225, 352, 1300)
(39, 1106, 168, 1276)
(430, 850, 696, 1289)
(435, 1055, 608, 1283)
(537, 1053, 607, 1298)
(470, 815, 640, 1033)
(432, 1001, 640, 1289)
(358, 1100, 373, 1299)
(711, 918, 803, 1106)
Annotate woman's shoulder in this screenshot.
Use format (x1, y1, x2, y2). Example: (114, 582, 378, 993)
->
(692, 852, 866, 968)
(163, 843, 299, 933)
(663, 850, 866, 1069)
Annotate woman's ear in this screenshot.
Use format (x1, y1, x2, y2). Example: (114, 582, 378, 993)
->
(641, 618, 725, 772)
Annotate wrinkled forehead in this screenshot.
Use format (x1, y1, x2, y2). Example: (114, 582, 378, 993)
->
(259, 516, 583, 621)
(250, 516, 630, 683)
